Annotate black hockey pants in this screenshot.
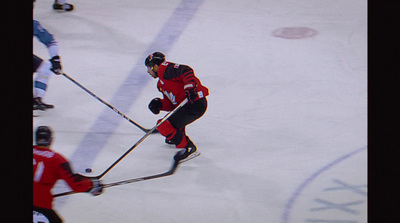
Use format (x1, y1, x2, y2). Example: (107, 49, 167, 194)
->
(157, 97, 207, 148)
(168, 97, 208, 130)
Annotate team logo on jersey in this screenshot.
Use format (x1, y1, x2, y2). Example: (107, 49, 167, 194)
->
(33, 148, 55, 158)
(162, 90, 177, 105)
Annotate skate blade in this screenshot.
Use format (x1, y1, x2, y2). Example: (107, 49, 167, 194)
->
(33, 109, 45, 117)
(179, 151, 201, 163)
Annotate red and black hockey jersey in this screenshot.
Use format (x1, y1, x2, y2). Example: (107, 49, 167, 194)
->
(157, 61, 209, 111)
(33, 146, 93, 209)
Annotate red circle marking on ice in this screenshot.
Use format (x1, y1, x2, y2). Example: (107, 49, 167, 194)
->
(272, 27, 317, 39)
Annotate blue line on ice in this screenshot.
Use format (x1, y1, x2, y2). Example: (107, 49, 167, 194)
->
(69, 0, 205, 172)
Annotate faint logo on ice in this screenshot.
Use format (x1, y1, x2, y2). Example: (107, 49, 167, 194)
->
(306, 178, 367, 222)
(281, 146, 367, 223)
(272, 27, 317, 39)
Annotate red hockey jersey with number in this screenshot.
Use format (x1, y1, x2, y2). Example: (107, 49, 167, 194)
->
(33, 146, 93, 209)
(157, 61, 209, 111)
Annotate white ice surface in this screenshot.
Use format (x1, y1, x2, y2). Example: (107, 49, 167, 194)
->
(33, 0, 367, 222)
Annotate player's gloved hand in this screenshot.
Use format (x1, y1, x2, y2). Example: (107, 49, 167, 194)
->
(148, 98, 162, 114)
(50, 55, 62, 75)
(89, 178, 103, 196)
(184, 83, 197, 104)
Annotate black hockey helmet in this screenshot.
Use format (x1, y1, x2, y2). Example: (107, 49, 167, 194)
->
(145, 52, 165, 67)
(35, 126, 52, 146)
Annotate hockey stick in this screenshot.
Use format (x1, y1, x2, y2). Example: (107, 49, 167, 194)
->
(61, 72, 157, 134)
(54, 158, 180, 198)
(53, 99, 187, 198)
(95, 98, 188, 180)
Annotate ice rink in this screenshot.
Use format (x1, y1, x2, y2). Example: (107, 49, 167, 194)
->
(33, 0, 367, 222)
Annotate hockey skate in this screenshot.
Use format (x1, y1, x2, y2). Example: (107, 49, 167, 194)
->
(33, 97, 54, 110)
(53, 2, 74, 11)
(174, 137, 200, 162)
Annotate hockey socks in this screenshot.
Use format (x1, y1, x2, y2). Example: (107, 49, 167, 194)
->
(33, 61, 52, 99)
(157, 120, 188, 148)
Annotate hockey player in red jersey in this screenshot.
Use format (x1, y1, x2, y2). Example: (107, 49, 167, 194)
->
(33, 126, 103, 222)
(145, 52, 209, 161)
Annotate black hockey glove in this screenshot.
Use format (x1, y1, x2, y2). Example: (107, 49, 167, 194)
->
(148, 98, 163, 114)
(50, 55, 62, 75)
(184, 83, 197, 104)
